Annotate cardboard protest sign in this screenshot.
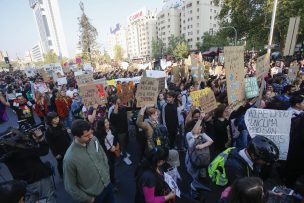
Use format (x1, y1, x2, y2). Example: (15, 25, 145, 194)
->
(136, 77, 159, 107)
(145, 70, 167, 89)
(288, 65, 298, 81)
(75, 73, 93, 85)
(256, 53, 270, 82)
(214, 66, 223, 75)
(245, 77, 259, 99)
(57, 77, 67, 86)
(244, 108, 293, 160)
(157, 77, 166, 92)
(190, 90, 204, 107)
(191, 67, 204, 82)
(200, 88, 217, 113)
(107, 80, 116, 86)
(224, 46, 245, 104)
(79, 83, 107, 107)
(43, 64, 64, 76)
(34, 82, 49, 93)
(117, 82, 134, 104)
(172, 66, 180, 83)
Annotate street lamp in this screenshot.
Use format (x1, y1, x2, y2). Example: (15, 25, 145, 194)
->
(221, 26, 237, 46)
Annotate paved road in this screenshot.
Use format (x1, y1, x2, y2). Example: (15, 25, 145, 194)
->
(0, 108, 221, 203)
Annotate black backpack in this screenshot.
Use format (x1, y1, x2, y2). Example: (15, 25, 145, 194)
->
(148, 122, 170, 150)
(188, 135, 210, 168)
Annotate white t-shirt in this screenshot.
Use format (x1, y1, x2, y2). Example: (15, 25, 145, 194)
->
(66, 89, 78, 98)
(186, 132, 213, 148)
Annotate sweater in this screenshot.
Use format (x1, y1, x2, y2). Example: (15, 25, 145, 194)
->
(45, 126, 71, 157)
(63, 136, 110, 202)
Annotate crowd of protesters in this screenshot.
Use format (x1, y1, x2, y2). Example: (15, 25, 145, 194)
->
(0, 53, 304, 203)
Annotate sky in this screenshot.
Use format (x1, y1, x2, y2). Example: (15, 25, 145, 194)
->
(0, 0, 163, 59)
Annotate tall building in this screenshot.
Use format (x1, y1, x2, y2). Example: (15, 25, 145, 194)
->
(31, 43, 44, 62)
(126, 8, 157, 59)
(156, 1, 182, 49)
(106, 24, 128, 59)
(29, 0, 69, 58)
(181, 0, 221, 50)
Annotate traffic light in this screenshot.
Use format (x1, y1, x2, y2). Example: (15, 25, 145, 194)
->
(4, 57, 9, 64)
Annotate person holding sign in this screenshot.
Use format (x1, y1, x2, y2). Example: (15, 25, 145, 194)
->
(134, 147, 176, 203)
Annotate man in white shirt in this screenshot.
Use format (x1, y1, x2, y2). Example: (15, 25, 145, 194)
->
(288, 94, 304, 117)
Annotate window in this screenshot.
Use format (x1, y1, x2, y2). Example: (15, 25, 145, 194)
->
(197, 37, 200, 40)
(210, 1, 212, 5)
(197, 30, 199, 34)
(214, 10, 216, 13)
(210, 16, 212, 20)
(190, 10, 192, 14)
(213, 24, 216, 28)
(168, 25, 170, 28)
(183, 20, 185, 23)
(197, 23, 200, 26)
(197, 0, 199, 4)
(190, 45, 193, 48)
(197, 16, 199, 19)
(210, 9, 212, 12)
(197, 8, 199, 12)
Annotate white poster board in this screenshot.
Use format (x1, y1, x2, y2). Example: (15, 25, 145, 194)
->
(25, 67, 36, 77)
(43, 64, 64, 76)
(244, 108, 293, 160)
(57, 77, 67, 86)
(83, 63, 93, 72)
(145, 70, 167, 89)
(164, 172, 181, 198)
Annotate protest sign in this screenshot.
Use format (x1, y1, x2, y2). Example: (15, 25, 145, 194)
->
(57, 77, 67, 86)
(34, 82, 48, 93)
(218, 53, 224, 64)
(145, 70, 167, 89)
(214, 66, 223, 75)
(79, 83, 107, 107)
(75, 73, 93, 85)
(136, 77, 159, 107)
(76, 57, 82, 65)
(245, 77, 259, 99)
(244, 108, 293, 160)
(184, 55, 191, 66)
(117, 82, 134, 104)
(190, 90, 204, 107)
(224, 46, 245, 104)
(25, 67, 36, 77)
(43, 64, 64, 76)
(164, 172, 181, 198)
(191, 66, 204, 82)
(157, 77, 166, 91)
(172, 66, 180, 83)
(107, 80, 116, 86)
(200, 88, 217, 113)
(83, 63, 93, 72)
(288, 65, 298, 81)
(37, 69, 49, 81)
(256, 53, 270, 82)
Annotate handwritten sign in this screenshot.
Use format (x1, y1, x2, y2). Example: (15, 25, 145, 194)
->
(57, 77, 67, 86)
(164, 172, 181, 198)
(190, 90, 204, 107)
(200, 88, 217, 113)
(191, 66, 204, 82)
(25, 67, 36, 77)
(117, 83, 134, 104)
(215, 66, 223, 75)
(244, 108, 293, 160)
(43, 64, 64, 76)
(245, 77, 259, 99)
(224, 46, 245, 104)
(145, 70, 167, 89)
(136, 77, 159, 107)
(79, 83, 107, 107)
(75, 73, 93, 85)
(256, 53, 270, 82)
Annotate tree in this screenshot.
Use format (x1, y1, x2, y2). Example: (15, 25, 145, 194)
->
(196, 32, 229, 51)
(43, 50, 58, 64)
(166, 36, 189, 58)
(151, 38, 164, 59)
(114, 44, 124, 61)
(78, 1, 98, 62)
(213, 0, 304, 51)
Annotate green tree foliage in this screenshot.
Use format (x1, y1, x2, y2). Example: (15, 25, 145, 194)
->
(213, 0, 304, 51)
(99, 52, 111, 64)
(78, 1, 98, 62)
(196, 32, 229, 51)
(114, 44, 124, 61)
(167, 36, 189, 58)
(151, 38, 164, 59)
(43, 50, 58, 64)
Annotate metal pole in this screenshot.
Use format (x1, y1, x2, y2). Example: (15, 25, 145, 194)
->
(267, 0, 279, 54)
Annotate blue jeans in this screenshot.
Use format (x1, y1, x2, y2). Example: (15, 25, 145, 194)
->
(25, 176, 56, 203)
(94, 184, 114, 203)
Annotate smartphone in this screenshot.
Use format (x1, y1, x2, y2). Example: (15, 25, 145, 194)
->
(272, 186, 294, 195)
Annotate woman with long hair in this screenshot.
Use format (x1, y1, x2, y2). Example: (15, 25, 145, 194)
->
(0, 92, 9, 123)
(45, 112, 71, 178)
(135, 147, 176, 203)
(95, 118, 119, 191)
(55, 90, 72, 129)
(33, 91, 49, 123)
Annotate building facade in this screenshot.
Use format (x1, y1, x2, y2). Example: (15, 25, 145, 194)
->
(126, 8, 157, 59)
(29, 0, 69, 58)
(31, 43, 44, 62)
(181, 0, 221, 50)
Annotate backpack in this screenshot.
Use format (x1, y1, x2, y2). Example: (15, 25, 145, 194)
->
(148, 122, 170, 150)
(188, 135, 210, 168)
(208, 147, 235, 186)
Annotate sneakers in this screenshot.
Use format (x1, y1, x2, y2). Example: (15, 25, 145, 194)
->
(123, 157, 132, 165)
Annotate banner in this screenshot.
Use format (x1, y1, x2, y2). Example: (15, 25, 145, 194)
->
(244, 77, 259, 99)
(224, 46, 245, 104)
(256, 53, 270, 82)
(136, 77, 159, 107)
(75, 73, 93, 85)
(200, 88, 217, 113)
(79, 83, 107, 107)
(244, 108, 293, 160)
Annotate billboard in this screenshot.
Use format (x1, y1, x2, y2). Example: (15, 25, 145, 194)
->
(128, 8, 147, 23)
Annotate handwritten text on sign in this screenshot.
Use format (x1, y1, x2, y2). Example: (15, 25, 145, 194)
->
(245, 108, 292, 160)
(224, 46, 245, 104)
(75, 73, 93, 85)
(136, 77, 159, 107)
(245, 77, 259, 99)
(200, 88, 217, 113)
(256, 53, 270, 82)
(190, 89, 204, 107)
(79, 83, 107, 107)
